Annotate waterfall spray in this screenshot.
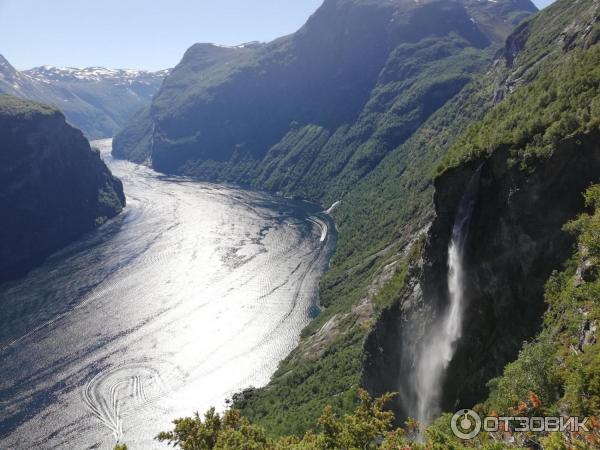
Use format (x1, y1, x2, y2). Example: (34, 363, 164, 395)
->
(414, 168, 481, 428)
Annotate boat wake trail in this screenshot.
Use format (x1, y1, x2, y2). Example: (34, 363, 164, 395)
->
(83, 359, 185, 441)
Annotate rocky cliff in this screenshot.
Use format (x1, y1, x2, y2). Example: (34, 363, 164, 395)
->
(0, 95, 125, 282)
(364, 130, 600, 419)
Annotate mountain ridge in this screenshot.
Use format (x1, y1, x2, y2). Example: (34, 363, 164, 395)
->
(23, 65, 170, 84)
(0, 55, 168, 139)
(114, 0, 537, 201)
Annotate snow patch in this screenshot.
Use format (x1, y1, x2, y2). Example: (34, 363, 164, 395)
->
(23, 66, 171, 84)
(210, 41, 264, 50)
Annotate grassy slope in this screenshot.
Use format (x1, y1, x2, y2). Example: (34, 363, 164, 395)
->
(236, 62, 498, 439)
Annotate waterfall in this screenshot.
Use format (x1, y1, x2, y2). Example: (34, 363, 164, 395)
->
(413, 168, 481, 427)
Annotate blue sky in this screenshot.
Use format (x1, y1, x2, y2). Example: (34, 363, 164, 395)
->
(535, 0, 556, 8)
(0, 0, 554, 71)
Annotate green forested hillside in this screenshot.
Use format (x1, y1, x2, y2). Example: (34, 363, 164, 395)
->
(442, 10, 600, 172)
(115, 0, 535, 194)
(0, 94, 57, 117)
(236, 0, 600, 438)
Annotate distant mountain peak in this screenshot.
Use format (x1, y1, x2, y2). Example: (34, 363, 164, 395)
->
(0, 55, 18, 74)
(0, 55, 29, 92)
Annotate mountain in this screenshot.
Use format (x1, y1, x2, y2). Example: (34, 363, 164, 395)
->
(0, 55, 168, 139)
(0, 95, 125, 282)
(114, 0, 536, 192)
(113, 0, 546, 437)
(112, 42, 257, 163)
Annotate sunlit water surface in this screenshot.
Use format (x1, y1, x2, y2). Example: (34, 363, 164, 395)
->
(0, 140, 335, 449)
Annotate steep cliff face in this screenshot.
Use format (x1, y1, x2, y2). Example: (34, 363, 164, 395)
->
(214, 0, 545, 435)
(363, 0, 600, 422)
(0, 95, 125, 281)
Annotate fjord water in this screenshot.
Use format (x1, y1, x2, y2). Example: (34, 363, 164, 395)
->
(0, 140, 335, 449)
